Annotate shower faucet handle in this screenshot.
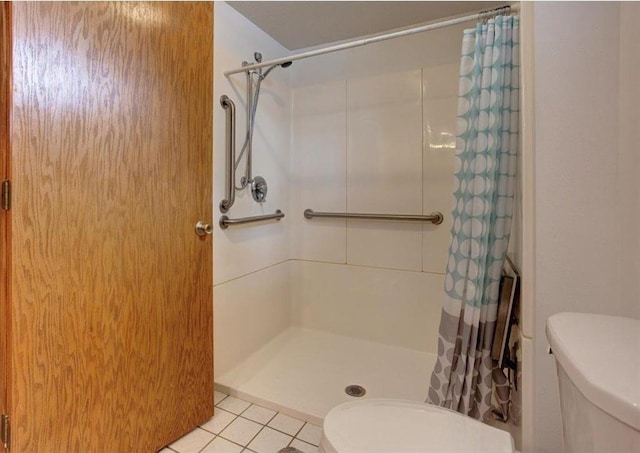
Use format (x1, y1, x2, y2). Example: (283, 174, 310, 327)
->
(251, 176, 268, 203)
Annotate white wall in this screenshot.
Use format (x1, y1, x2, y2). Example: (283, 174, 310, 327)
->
(531, 3, 640, 451)
(290, 261, 444, 352)
(518, 4, 536, 451)
(213, 2, 291, 284)
(288, 24, 465, 354)
(213, 2, 292, 375)
(618, 2, 640, 317)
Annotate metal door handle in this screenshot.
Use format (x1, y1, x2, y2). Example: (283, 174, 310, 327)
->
(195, 221, 213, 236)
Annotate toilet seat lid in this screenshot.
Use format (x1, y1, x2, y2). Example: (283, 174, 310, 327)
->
(322, 399, 514, 453)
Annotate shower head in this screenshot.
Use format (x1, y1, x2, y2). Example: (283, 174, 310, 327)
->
(260, 61, 293, 79)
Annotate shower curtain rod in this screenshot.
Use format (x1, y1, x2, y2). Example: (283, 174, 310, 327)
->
(224, 3, 519, 77)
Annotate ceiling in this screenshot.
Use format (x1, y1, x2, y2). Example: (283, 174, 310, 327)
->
(228, 1, 506, 50)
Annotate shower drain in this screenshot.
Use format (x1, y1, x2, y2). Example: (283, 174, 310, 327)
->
(345, 384, 366, 397)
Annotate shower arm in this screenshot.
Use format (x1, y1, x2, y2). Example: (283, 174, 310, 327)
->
(219, 95, 236, 213)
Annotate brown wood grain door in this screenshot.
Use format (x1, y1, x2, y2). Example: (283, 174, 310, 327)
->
(4, 3, 214, 452)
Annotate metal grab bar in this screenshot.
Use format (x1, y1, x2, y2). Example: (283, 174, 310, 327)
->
(219, 95, 236, 213)
(304, 209, 443, 225)
(220, 210, 285, 229)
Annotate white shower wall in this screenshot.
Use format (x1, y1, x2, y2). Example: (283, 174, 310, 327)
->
(213, 1, 467, 374)
(213, 2, 292, 375)
(213, 2, 291, 284)
(288, 26, 464, 353)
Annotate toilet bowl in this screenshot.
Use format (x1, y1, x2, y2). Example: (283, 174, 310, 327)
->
(319, 398, 514, 453)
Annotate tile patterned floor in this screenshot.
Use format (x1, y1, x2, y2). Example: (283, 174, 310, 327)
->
(159, 391, 322, 453)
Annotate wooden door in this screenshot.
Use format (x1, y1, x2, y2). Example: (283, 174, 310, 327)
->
(4, 3, 214, 452)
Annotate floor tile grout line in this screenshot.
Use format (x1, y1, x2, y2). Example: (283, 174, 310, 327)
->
(265, 416, 306, 439)
(214, 406, 277, 449)
(218, 403, 271, 451)
(197, 434, 217, 453)
(296, 422, 323, 447)
(290, 436, 317, 449)
(215, 433, 249, 451)
(292, 432, 320, 447)
(264, 426, 300, 439)
(211, 395, 321, 450)
(291, 422, 306, 439)
(249, 412, 300, 451)
(201, 404, 241, 436)
(215, 393, 230, 406)
(241, 423, 267, 451)
(238, 407, 279, 426)
(200, 411, 239, 436)
(238, 403, 253, 417)
(239, 403, 317, 433)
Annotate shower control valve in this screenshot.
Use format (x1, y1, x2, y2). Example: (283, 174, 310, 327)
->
(251, 176, 268, 203)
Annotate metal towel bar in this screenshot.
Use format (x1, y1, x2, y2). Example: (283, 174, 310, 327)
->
(304, 209, 443, 225)
(220, 210, 285, 229)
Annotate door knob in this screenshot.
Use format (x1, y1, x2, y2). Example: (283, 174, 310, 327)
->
(195, 221, 213, 236)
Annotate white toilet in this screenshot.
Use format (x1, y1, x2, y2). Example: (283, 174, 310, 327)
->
(319, 398, 514, 453)
(318, 312, 640, 453)
(547, 312, 640, 453)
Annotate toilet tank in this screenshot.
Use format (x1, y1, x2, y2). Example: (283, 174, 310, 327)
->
(546, 313, 640, 453)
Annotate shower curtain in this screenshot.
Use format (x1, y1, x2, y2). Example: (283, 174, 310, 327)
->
(427, 15, 519, 420)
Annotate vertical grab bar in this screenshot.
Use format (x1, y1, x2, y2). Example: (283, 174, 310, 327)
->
(220, 95, 236, 213)
(245, 71, 253, 186)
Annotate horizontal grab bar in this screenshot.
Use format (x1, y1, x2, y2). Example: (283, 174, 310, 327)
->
(303, 209, 443, 225)
(220, 210, 285, 229)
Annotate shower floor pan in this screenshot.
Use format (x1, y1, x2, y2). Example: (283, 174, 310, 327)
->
(215, 327, 437, 425)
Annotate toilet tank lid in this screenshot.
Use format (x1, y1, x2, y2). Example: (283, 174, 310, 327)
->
(546, 312, 640, 431)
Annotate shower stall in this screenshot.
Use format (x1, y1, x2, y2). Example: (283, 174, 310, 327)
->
(212, 1, 499, 426)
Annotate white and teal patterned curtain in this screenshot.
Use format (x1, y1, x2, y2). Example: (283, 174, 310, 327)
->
(427, 15, 519, 420)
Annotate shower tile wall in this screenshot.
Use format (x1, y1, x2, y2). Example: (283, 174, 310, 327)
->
(214, 264, 291, 375)
(290, 66, 460, 274)
(289, 80, 346, 263)
(290, 57, 460, 353)
(346, 70, 424, 270)
(213, 3, 293, 377)
(213, 2, 291, 285)
(289, 261, 443, 352)
(422, 64, 459, 274)
(214, 2, 466, 377)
